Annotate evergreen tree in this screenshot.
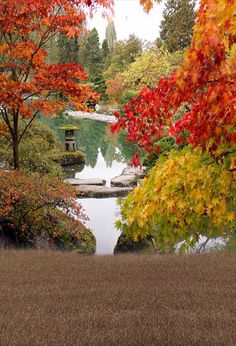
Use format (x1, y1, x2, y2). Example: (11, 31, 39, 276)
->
(105, 20, 117, 53)
(78, 28, 103, 80)
(77, 33, 88, 68)
(102, 39, 109, 59)
(45, 35, 59, 64)
(101, 39, 110, 68)
(86, 28, 103, 79)
(77, 29, 106, 98)
(57, 33, 79, 64)
(160, 0, 196, 52)
(122, 34, 142, 65)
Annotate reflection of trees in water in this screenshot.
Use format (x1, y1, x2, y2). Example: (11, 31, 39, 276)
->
(100, 128, 118, 168)
(103, 126, 137, 165)
(102, 142, 116, 168)
(116, 132, 137, 162)
(76, 120, 107, 168)
(38, 115, 136, 167)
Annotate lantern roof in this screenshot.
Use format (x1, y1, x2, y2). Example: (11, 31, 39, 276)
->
(59, 124, 80, 131)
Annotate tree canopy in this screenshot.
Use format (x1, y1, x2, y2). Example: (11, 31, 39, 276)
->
(113, 0, 236, 251)
(160, 0, 196, 52)
(105, 20, 117, 53)
(0, 0, 112, 169)
(106, 47, 183, 103)
(104, 34, 142, 80)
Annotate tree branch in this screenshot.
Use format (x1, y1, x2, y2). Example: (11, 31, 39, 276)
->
(18, 110, 39, 144)
(0, 107, 14, 137)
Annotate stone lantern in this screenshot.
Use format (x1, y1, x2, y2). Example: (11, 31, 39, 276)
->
(59, 124, 79, 152)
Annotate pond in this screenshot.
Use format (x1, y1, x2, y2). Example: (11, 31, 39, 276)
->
(40, 116, 231, 255)
(41, 116, 136, 254)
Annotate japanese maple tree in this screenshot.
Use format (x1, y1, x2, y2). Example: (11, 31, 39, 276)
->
(0, 170, 93, 247)
(117, 146, 236, 252)
(112, 0, 236, 158)
(112, 0, 236, 250)
(0, 0, 113, 169)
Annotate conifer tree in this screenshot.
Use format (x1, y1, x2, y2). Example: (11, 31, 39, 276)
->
(77, 29, 106, 98)
(105, 20, 117, 53)
(57, 33, 79, 64)
(78, 28, 103, 81)
(101, 39, 110, 68)
(160, 0, 196, 52)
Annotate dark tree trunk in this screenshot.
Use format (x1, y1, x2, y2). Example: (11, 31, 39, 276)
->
(13, 110, 19, 170)
(13, 136, 19, 170)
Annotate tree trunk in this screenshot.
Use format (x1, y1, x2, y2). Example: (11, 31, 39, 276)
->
(13, 137, 19, 170)
(13, 111, 19, 170)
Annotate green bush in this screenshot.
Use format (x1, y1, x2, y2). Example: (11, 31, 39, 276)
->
(120, 89, 138, 107)
(0, 121, 63, 176)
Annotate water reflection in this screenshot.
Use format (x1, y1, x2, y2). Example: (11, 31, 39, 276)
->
(75, 149, 127, 186)
(80, 198, 121, 255)
(39, 116, 136, 253)
(40, 116, 136, 170)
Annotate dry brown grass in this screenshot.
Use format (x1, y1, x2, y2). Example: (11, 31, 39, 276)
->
(0, 251, 235, 346)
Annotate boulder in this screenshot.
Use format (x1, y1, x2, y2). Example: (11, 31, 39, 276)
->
(110, 166, 146, 188)
(51, 150, 85, 166)
(110, 174, 137, 187)
(114, 233, 157, 254)
(0, 217, 96, 255)
(34, 232, 96, 254)
(122, 166, 146, 178)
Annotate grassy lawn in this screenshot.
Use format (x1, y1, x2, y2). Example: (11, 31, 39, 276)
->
(0, 251, 235, 345)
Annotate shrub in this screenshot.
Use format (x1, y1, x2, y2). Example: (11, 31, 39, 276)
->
(0, 170, 94, 250)
(0, 121, 63, 176)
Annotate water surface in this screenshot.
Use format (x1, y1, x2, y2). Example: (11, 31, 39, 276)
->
(75, 149, 127, 186)
(41, 116, 229, 255)
(41, 116, 135, 254)
(79, 198, 121, 255)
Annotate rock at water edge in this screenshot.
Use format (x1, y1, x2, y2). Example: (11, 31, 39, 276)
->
(114, 233, 157, 254)
(111, 174, 137, 187)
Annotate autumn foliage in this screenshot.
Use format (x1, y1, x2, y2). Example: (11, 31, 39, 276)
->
(117, 147, 236, 251)
(113, 0, 236, 250)
(112, 1, 236, 155)
(0, 0, 113, 169)
(0, 170, 93, 248)
(106, 48, 183, 104)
